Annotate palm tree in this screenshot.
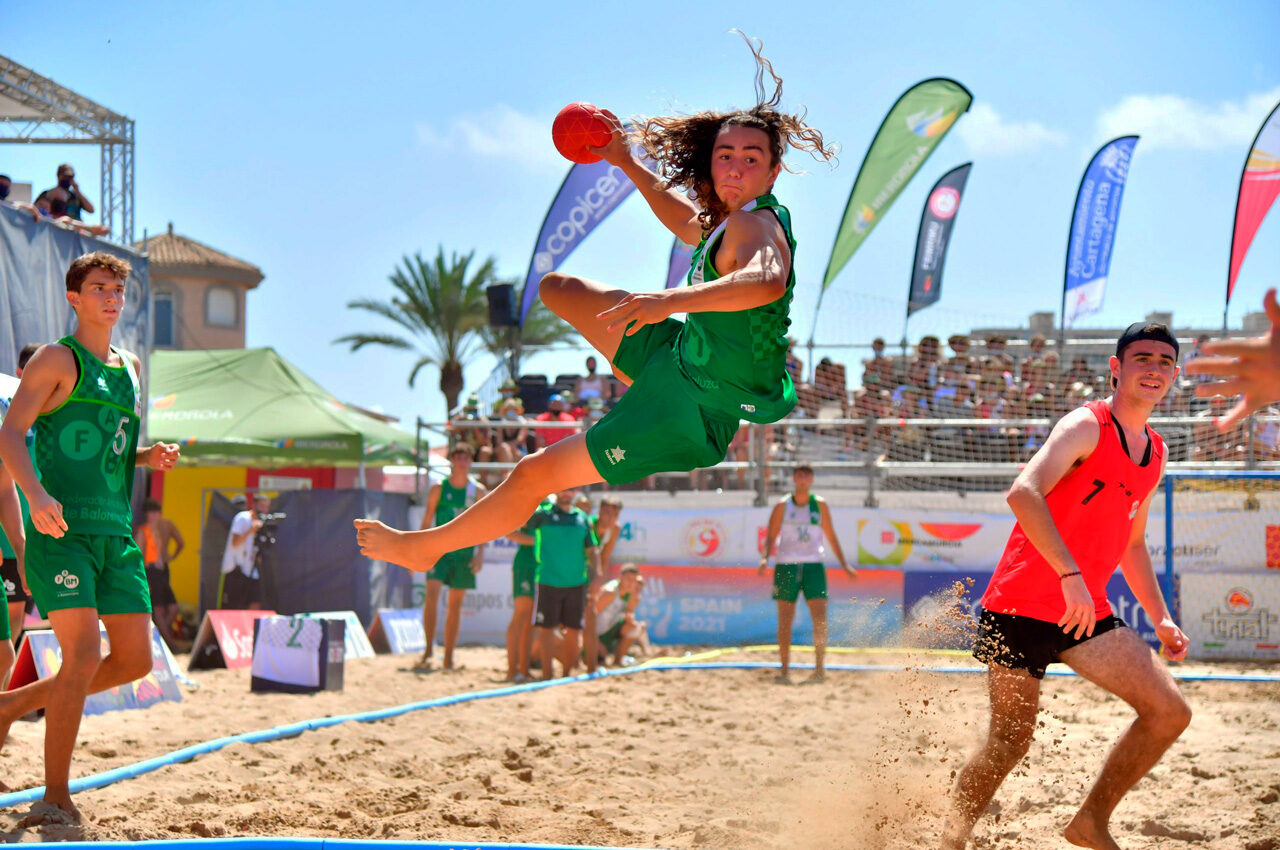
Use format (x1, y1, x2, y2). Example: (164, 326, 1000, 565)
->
(481, 295, 580, 377)
(335, 248, 493, 412)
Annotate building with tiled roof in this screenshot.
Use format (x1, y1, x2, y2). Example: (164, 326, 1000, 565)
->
(134, 223, 264, 350)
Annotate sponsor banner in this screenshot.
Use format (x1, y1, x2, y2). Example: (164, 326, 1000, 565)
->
(637, 565, 903, 646)
(1181, 571, 1280, 661)
(908, 162, 971, 317)
(822, 78, 972, 293)
(902, 570, 1166, 653)
(1227, 99, 1280, 304)
(605, 505, 1014, 570)
(13, 624, 181, 715)
(188, 609, 277, 670)
(304, 610, 376, 659)
(368, 608, 427, 655)
(666, 238, 696, 290)
(519, 157, 639, 324)
(1063, 136, 1138, 327)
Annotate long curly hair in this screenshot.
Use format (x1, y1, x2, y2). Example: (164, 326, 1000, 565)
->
(635, 32, 837, 235)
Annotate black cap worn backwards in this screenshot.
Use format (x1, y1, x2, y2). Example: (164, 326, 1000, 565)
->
(1116, 322, 1179, 360)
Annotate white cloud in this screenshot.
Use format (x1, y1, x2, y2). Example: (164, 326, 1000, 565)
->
(1095, 86, 1280, 151)
(956, 103, 1067, 156)
(414, 104, 562, 168)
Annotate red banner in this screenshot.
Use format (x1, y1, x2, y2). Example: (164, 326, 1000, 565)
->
(1228, 100, 1280, 304)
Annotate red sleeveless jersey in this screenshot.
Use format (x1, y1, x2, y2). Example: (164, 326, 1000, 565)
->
(981, 400, 1164, 623)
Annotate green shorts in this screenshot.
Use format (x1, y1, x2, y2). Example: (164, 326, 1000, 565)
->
(772, 562, 828, 603)
(512, 551, 536, 599)
(428, 549, 477, 590)
(599, 620, 624, 654)
(25, 530, 151, 615)
(586, 319, 738, 485)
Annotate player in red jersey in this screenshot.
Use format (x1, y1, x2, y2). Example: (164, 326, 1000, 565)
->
(942, 323, 1191, 850)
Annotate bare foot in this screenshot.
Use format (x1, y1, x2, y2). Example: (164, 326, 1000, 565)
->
(1065, 810, 1122, 850)
(19, 798, 82, 827)
(353, 519, 435, 570)
(411, 652, 432, 671)
(0, 717, 11, 751)
(800, 671, 826, 685)
(773, 673, 792, 685)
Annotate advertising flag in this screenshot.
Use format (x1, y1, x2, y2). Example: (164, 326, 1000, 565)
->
(1062, 136, 1138, 328)
(1227, 99, 1280, 308)
(821, 78, 973, 294)
(665, 238, 696, 289)
(518, 159, 637, 324)
(908, 163, 971, 317)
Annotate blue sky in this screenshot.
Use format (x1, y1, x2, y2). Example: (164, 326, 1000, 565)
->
(5, 1, 1279, 428)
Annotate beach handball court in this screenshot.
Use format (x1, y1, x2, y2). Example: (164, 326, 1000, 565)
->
(0, 646, 1276, 849)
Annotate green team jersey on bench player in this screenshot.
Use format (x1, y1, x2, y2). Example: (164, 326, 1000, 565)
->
(428, 477, 479, 589)
(25, 336, 151, 615)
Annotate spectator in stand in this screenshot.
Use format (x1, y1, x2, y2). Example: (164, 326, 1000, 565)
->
(574, 356, 610, 402)
(1194, 396, 1242, 461)
(1183, 334, 1213, 384)
(1021, 334, 1047, 374)
(35, 164, 94, 221)
(1065, 356, 1092, 384)
(535, 393, 577, 449)
(864, 337, 892, 383)
(490, 378, 521, 418)
(1042, 350, 1061, 379)
(44, 189, 110, 237)
(984, 334, 1014, 371)
(0, 174, 40, 221)
(785, 338, 804, 383)
(948, 333, 972, 364)
(560, 389, 585, 421)
(584, 397, 606, 428)
(454, 395, 495, 484)
(1021, 359, 1048, 397)
(1023, 393, 1051, 456)
(491, 397, 528, 476)
(933, 363, 971, 419)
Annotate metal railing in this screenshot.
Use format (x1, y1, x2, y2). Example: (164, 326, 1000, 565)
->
(414, 414, 1280, 506)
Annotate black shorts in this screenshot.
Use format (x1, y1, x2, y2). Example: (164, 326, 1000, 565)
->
(534, 583, 587, 631)
(146, 563, 178, 608)
(974, 609, 1127, 679)
(221, 570, 261, 610)
(1, 558, 29, 604)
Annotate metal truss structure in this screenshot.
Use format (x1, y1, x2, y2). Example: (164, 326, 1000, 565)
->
(0, 53, 135, 243)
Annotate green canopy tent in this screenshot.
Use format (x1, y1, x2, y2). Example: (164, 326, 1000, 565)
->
(148, 348, 419, 467)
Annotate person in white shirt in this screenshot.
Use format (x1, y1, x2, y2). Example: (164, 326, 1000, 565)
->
(758, 465, 856, 684)
(592, 565, 649, 666)
(220, 494, 270, 609)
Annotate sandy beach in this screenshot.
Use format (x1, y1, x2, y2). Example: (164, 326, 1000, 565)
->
(0, 647, 1276, 848)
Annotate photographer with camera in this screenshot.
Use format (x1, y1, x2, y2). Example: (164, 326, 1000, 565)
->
(219, 493, 284, 609)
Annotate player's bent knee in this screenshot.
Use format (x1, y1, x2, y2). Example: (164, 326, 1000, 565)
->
(1149, 696, 1192, 735)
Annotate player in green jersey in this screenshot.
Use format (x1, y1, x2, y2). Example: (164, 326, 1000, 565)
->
(0, 252, 180, 823)
(416, 445, 487, 671)
(357, 35, 835, 571)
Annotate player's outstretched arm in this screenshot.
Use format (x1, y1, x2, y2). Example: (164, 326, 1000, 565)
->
(758, 500, 785, 574)
(1186, 288, 1280, 430)
(1007, 407, 1100, 638)
(597, 211, 788, 336)
(1118, 457, 1188, 661)
(589, 109, 702, 246)
(0, 346, 69, 538)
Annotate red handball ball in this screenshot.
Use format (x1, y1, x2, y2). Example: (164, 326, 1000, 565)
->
(552, 102, 612, 165)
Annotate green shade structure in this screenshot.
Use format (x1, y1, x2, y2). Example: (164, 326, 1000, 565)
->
(148, 348, 417, 467)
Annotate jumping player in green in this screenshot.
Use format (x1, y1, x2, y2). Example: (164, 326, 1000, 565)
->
(356, 35, 836, 570)
(0, 252, 180, 823)
(416, 445, 487, 671)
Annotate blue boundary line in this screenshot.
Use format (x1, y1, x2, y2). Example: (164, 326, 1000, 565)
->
(1, 661, 1275, 813)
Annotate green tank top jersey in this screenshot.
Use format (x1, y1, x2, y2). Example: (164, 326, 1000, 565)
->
(677, 193, 798, 423)
(435, 477, 477, 558)
(33, 337, 142, 537)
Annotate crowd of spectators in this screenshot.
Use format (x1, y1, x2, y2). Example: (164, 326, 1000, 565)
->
(448, 332, 1272, 488)
(0, 164, 109, 237)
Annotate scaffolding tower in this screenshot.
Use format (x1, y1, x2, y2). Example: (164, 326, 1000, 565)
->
(0, 53, 135, 244)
